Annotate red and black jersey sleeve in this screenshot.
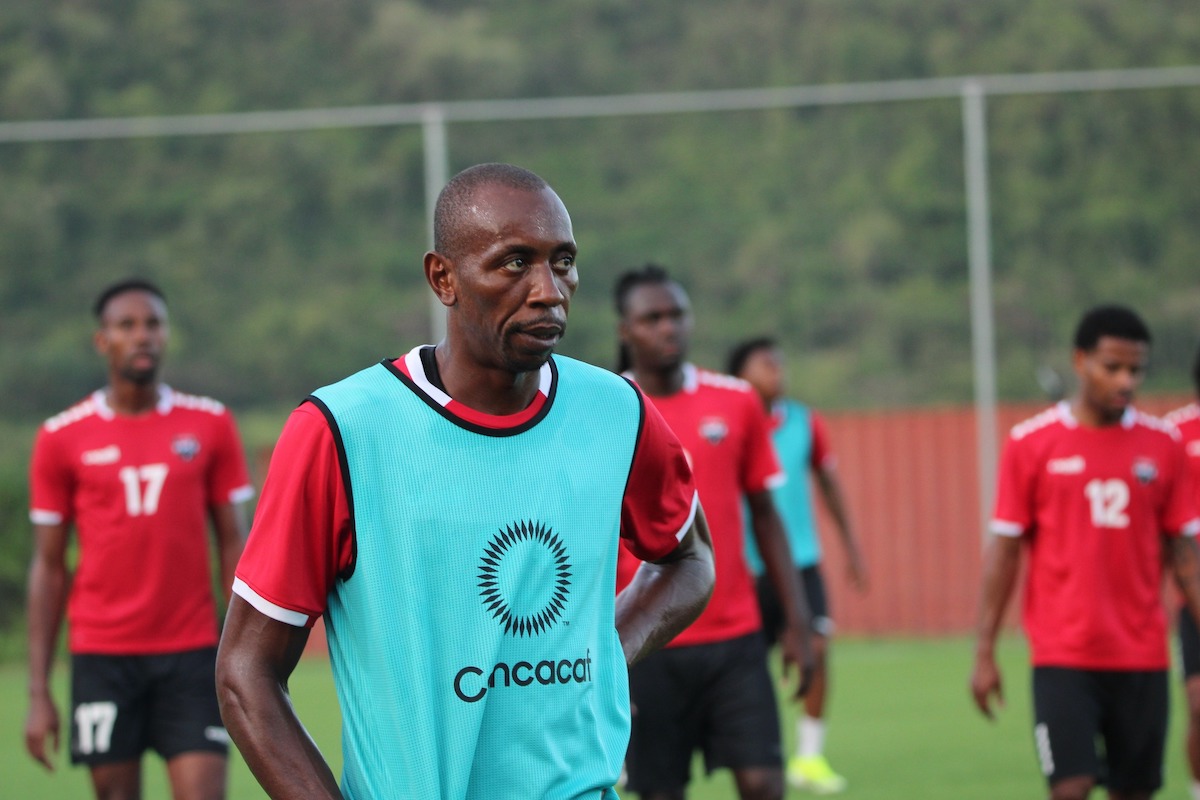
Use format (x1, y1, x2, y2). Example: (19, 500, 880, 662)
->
(620, 386, 698, 564)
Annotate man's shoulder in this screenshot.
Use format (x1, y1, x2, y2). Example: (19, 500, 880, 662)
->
(1127, 408, 1183, 443)
(552, 356, 642, 410)
(1164, 403, 1200, 433)
(42, 393, 104, 434)
(166, 388, 229, 418)
(1008, 405, 1065, 443)
(692, 369, 758, 413)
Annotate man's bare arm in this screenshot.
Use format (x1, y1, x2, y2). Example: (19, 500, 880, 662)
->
(970, 534, 1022, 719)
(815, 465, 868, 591)
(216, 596, 343, 799)
(747, 489, 814, 698)
(210, 501, 248, 605)
(1168, 535, 1200, 636)
(616, 503, 715, 666)
(25, 523, 70, 770)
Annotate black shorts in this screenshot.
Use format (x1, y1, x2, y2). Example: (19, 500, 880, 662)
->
(70, 647, 229, 766)
(625, 633, 782, 794)
(756, 564, 832, 646)
(1179, 606, 1200, 679)
(1031, 666, 1167, 793)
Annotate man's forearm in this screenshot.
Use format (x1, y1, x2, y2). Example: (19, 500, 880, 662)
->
(974, 535, 1021, 656)
(217, 599, 342, 799)
(616, 509, 715, 665)
(26, 559, 67, 695)
(1169, 535, 1200, 630)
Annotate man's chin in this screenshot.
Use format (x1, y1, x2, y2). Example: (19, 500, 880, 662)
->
(123, 369, 159, 386)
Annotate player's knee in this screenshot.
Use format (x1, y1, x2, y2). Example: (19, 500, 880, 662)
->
(1048, 774, 1094, 800)
(733, 766, 784, 800)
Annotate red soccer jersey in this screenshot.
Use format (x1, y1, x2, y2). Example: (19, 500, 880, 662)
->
(991, 402, 1200, 670)
(29, 387, 254, 654)
(1166, 402, 1200, 489)
(617, 365, 784, 647)
(234, 350, 697, 626)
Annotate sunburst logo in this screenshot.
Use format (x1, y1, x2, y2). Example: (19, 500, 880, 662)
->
(478, 520, 572, 637)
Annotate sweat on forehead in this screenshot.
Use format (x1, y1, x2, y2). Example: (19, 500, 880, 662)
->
(433, 163, 550, 256)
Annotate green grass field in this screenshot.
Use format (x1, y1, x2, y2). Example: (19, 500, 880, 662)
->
(1, 636, 1192, 798)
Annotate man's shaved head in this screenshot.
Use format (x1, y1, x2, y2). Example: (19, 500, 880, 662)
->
(433, 163, 550, 260)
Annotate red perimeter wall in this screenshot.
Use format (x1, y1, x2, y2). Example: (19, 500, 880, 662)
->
(290, 394, 1191, 654)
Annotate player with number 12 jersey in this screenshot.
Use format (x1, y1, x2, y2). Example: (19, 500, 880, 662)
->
(992, 400, 1198, 670)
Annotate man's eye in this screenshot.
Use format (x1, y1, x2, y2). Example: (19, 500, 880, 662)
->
(554, 256, 576, 271)
(503, 258, 527, 272)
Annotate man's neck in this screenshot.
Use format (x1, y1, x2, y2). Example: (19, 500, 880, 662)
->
(105, 381, 160, 415)
(1069, 397, 1125, 429)
(433, 344, 542, 416)
(630, 363, 686, 397)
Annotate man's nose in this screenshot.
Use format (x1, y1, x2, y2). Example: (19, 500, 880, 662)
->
(528, 263, 568, 306)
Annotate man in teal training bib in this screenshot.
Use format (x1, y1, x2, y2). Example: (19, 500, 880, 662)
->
(216, 163, 716, 799)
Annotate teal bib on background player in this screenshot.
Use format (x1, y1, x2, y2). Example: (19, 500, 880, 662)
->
(311, 354, 640, 800)
(746, 399, 821, 574)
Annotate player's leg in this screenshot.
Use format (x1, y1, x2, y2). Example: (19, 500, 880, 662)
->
(89, 761, 143, 800)
(71, 654, 152, 800)
(147, 647, 229, 800)
(165, 752, 227, 800)
(1100, 669, 1167, 800)
(1032, 667, 1101, 800)
(701, 633, 784, 800)
(1178, 605, 1200, 799)
(789, 564, 847, 794)
(625, 645, 700, 800)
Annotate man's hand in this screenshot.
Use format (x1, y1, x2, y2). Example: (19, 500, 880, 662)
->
(778, 622, 816, 699)
(970, 652, 1004, 720)
(25, 691, 60, 771)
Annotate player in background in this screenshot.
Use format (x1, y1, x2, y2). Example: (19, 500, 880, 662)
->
(614, 264, 813, 800)
(1165, 342, 1200, 800)
(971, 305, 1200, 800)
(25, 278, 254, 800)
(216, 164, 715, 800)
(728, 336, 868, 794)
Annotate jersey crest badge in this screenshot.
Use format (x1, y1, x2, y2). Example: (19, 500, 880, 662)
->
(172, 435, 201, 462)
(1131, 457, 1158, 485)
(698, 416, 729, 446)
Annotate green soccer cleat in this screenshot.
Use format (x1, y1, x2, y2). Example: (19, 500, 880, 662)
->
(787, 754, 848, 794)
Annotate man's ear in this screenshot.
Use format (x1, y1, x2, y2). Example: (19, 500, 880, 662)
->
(616, 317, 631, 347)
(425, 251, 457, 308)
(93, 327, 108, 357)
(1071, 347, 1086, 377)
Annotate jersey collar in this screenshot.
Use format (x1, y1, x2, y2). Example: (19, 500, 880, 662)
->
(91, 385, 175, 419)
(621, 363, 699, 394)
(1055, 399, 1136, 429)
(396, 346, 553, 431)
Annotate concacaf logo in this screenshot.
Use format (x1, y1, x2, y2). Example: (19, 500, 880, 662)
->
(477, 520, 572, 637)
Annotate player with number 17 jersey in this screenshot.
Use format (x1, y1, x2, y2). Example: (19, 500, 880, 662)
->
(991, 401, 1200, 671)
(29, 387, 255, 655)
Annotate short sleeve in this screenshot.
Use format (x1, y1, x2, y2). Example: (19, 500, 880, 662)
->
(990, 433, 1034, 537)
(620, 388, 698, 563)
(206, 410, 255, 507)
(809, 411, 835, 470)
(232, 403, 354, 627)
(740, 392, 785, 495)
(1162, 435, 1200, 537)
(29, 426, 72, 526)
